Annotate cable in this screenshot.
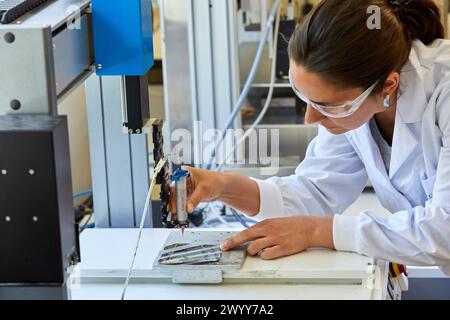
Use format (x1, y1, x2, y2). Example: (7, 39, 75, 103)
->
(217, 3, 282, 172)
(200, 201, 259, 229)
(192, 1, 283, 228)
(73, 190, 92, 200)
(121, 154, 171, 300)
(79, 211, 95, 233)
(206, 0, 282, 170)
(79, 220, 95, 233)
(205, 4, 282, 228)
(201, 202, 229, 228)
(230, 207, 250, 228)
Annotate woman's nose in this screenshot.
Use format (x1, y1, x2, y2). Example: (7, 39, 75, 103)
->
(304, 105, 327, 125)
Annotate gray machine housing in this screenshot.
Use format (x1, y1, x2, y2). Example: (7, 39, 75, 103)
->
(0, 115, 79, 300)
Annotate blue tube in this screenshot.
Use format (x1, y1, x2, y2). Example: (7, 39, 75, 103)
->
(73, 190, 92, 200)
(230, 207, 250, 228)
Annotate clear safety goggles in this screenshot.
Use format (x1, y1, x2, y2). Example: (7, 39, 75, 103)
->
(289, 71, 378, 118)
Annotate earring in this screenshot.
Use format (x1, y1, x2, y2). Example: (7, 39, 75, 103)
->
(383, 94, 391, 108)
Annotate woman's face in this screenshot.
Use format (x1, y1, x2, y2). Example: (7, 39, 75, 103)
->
(290, 61, 397, 135)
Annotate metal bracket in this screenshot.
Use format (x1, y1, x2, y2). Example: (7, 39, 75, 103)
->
(0, 26, 57, 116)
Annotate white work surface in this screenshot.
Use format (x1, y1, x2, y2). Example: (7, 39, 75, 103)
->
(71, 229, 388, 300)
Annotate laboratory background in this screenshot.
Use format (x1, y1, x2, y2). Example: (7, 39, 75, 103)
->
(0, 0, 450, 301)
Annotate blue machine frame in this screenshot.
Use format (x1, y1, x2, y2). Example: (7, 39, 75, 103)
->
(92, 0, 154, 76)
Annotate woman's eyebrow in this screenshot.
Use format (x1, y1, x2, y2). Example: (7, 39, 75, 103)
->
(309, 98, 334, 105)
(309, 91, 353, 106)
(291, 74, 345, 106)
(309, 95, 345, 106)
(293, 82, 337, 105)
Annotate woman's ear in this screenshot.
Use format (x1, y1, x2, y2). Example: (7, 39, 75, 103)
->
(382, 72, 400, 97)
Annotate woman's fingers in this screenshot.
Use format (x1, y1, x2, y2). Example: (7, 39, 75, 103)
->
(220, 225, 266, 251)
(246, 237, 276, 256)
(180, 166, 201, 212)
(181, 166, 213, 213)
(259, 245, 286, 260)
(186, 184, 207, 213)
(169, 165, 224, 214)
(170, 166, 197, 214)
(221, 217, 317, 259)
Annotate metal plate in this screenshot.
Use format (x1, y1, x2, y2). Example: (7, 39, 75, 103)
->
(0, 26, 56, 115)
(153, 230, 246, 271)
(158, 244, 222, 265)
(53, 13, 93, 96)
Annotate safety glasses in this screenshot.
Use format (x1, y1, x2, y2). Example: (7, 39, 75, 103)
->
(289, 71, 378, 118)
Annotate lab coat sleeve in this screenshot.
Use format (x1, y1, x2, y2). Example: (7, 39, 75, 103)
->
(334, 86, 450, 270)
(253, 125, 369, 220)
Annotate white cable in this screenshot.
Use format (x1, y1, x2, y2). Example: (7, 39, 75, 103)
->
(216, 4, 282, 173)
(202, 4, 282, 229)
(121, 154, 171, 300)
(206, 0, 282, 170)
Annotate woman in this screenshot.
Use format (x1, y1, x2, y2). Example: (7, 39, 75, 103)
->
(172, 0, 450, 274)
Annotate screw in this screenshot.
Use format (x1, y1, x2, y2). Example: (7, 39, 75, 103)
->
(4, 32, 15, 43)
(10, 99, 21, 111)
(97, 64, 103, 70)
(128, 129, 133, 134)
(29, 169, 35, 175)
(1, 169, 6, 175)
(5, 216, 11, 222)
(136, 129, 141, 134)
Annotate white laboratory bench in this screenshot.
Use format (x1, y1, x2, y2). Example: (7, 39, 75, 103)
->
(70, 228, 397, 300)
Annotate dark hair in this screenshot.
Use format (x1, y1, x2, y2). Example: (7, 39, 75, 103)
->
(288, 0, 445, 91)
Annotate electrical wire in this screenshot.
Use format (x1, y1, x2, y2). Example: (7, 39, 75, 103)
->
(121, 154, 171, 300)
(73, 190, 92, 200)
(217, 3, 282, 172)
(230, 207, 250, 228)
(206, 0, 282, 170)
(79, 213, 95, 233)
(201, 201, 259, 229)
(203, 3, 282, 228)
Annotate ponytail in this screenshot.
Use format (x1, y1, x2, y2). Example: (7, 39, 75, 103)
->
(389, 0, 445, 45)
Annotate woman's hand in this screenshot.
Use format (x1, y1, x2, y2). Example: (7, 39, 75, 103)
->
(170, 166, 227, 214)
(220, 216, 335, 260)
(170, 166, 261, 216)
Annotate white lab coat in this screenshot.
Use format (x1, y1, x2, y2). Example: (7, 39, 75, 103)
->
(254, 39, 450, 274)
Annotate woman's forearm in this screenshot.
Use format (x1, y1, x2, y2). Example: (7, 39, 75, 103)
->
(219, 173, 261, 216)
